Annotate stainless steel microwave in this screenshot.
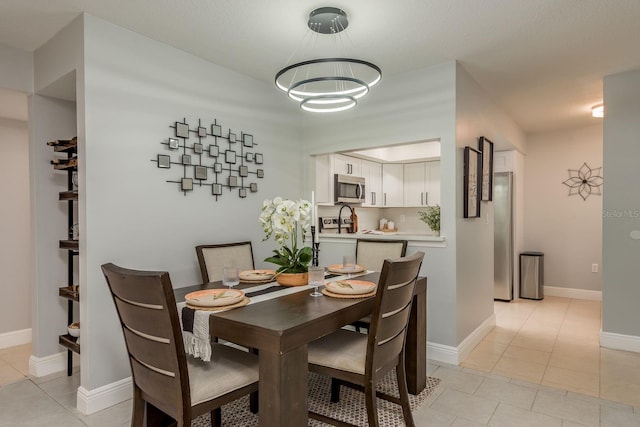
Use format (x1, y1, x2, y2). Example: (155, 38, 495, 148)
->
(334, 174, 365, 204)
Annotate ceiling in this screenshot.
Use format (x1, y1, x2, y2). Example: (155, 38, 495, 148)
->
(1, 0, 640, 133)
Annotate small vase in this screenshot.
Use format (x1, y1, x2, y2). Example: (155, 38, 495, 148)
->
(276, 272, 308, 287)
(434, 230, 440, 237)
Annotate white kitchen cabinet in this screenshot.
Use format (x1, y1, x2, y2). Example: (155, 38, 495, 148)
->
(382, 163, 404, 207)
(426, 161, 441, 206)
(333, 154, 362, 176)
(315, 154, 333, 204)
(403, 161, 441, 206)
(360, 159, 382, 206)
(316, 154, 366, 205)
(317, 153, 439, 207)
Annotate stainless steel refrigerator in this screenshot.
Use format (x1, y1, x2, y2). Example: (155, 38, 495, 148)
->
(494, 172, 514, 301)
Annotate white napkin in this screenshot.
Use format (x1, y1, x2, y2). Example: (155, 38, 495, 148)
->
(177, 283, 317, 361)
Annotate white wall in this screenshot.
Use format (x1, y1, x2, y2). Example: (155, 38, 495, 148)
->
(454, 64, 526, 346)
(602, 69, 640, 342)
(0, 118, 31, 338)
(80, 15, 302, 391)
(524, 125, 603, 292)
(303, 62, 460, 348)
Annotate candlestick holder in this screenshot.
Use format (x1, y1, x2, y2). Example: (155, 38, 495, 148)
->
(311, 225, 320, 267)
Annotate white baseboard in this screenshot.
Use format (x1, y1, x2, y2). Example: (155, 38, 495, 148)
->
(544, 286, 602, 301)
(77, 377, 132, 415)
(0, 328, 31, 349)
(29, 351, 80, 377)
(427, 313, 496, 365)
(457, 314, 497, 363)
(29, 352, 66, 377)
(427, 341, 459, 365)
(600, 331, 640, 354)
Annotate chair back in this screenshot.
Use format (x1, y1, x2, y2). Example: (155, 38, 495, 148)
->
(195, 241, 255, 283)
(101, 263, 189, 419)
(355, 239, 408, 272)
(367, 251, 424, 377)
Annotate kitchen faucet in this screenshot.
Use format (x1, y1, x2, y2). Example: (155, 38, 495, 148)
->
(338, 203, 354, 234)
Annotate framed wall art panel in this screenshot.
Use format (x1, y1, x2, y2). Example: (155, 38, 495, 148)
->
(464, 146, 481, 218)
(478, 136, 494, 201)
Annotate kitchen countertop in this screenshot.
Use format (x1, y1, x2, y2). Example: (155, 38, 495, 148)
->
(317, 231, 446, 245)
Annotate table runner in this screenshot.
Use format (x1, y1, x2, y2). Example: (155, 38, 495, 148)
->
(178, 272, 373, 361)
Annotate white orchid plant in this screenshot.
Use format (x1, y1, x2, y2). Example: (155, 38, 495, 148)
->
(259, 197, 313, 273)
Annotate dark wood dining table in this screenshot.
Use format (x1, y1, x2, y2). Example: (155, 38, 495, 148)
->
(174, 272, 427, 427)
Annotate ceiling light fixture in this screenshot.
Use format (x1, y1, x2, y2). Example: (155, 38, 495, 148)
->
(592, 103, 604, 118)
(275, 7, 382, 113)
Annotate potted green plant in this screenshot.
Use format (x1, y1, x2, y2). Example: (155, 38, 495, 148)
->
(418, 205, 441, 236)
(259, 197, 313, 286)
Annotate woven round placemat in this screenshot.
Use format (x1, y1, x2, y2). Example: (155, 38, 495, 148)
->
(321, 288, 376, 299)
(186, 296, 250, 311)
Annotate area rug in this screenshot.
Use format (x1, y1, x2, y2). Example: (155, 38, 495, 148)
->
(192, 371, 440, 426)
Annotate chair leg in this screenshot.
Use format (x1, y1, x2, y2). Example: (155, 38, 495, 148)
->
(146, 403, 175, 426)
(396, 363, 415, 427)
(364, 381, 379, 427)
(330, 378, 341, 403)
(210, 408, 221, 427)
(131, 387, 145, 427)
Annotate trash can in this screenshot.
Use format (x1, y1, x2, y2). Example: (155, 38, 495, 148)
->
(520, 252, 544, 300)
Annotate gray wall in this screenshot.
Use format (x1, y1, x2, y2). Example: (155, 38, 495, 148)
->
(30, 14, 83, 361)
(28, 95, 77, 357)
(303, 62, 460, 348)
(80, 15, 302, 390)
(0, 43, 33, 93)
(0, 118, 31, 337)
(525, 125, 603, 292)
(454, 64, 526, 344)
(602, 69, 640, 338)
(0, 43, 33, 345)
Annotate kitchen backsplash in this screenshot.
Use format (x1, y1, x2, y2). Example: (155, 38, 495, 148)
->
(316, 205, 434, 234)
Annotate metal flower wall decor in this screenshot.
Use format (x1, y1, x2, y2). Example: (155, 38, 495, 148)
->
(562, 162, 603, 200)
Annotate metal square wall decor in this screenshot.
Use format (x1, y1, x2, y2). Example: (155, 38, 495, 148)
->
(152, 117, 263, 199)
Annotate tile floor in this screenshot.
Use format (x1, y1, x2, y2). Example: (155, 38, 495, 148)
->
(2, 296, 640, 426)
(462, 296, 640, 408)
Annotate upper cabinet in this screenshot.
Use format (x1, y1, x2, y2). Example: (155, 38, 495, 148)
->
(333, 154, 362, 176)
(360, 159, 382, 206)
(315, 154, 333, 204)
(382, 163, 404, 207)
(315, 154, 440, 208)
(316, 154, 377, 205)
(403, 161, 441, 206)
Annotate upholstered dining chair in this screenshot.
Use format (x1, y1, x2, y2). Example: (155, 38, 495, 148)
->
(307, 251, 425, 427)
(195, 241, 254, 283)
(355, 238, 408, 272)
(352, 238, 408, 332)
(101, 263, 259, 427)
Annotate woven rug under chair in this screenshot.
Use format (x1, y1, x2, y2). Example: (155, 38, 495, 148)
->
(192, 371, 441, 426)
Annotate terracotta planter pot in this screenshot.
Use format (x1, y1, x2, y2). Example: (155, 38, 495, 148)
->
(276, 272, 308, 287)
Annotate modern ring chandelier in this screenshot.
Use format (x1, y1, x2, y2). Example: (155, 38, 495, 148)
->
(275, 7, 382, 113)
